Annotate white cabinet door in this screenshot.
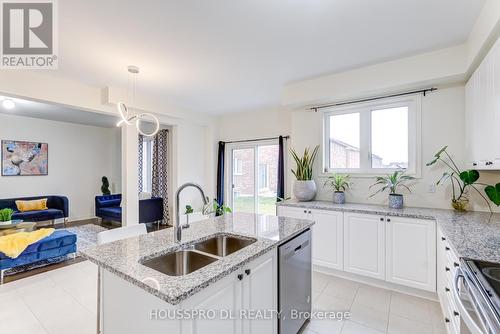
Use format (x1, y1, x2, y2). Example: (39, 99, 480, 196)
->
(310, 209, 343, 270)
(184, 271, 243, 334)
(386, 216, 436, 291)
(465, 35, 500, 167)
(276, 206, 309, 220)
(343, 213, 385, 280)
(242, 250, 277, 334)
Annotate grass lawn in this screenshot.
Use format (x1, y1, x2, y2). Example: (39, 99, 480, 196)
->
(234, 196, 276, 215)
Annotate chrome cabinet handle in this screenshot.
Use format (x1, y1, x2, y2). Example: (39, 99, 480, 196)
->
(237, 274, 243, 280)
(245, 269, 251, 276)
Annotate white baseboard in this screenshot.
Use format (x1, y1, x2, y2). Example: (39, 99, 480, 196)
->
(313, 264, 438, 302)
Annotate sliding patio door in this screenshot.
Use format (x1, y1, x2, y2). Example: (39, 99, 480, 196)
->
(229, 141, 279, 215)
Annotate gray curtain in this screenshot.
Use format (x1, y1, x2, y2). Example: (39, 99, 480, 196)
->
(152, 129, 169, 224)
(138, 134, 144, 192)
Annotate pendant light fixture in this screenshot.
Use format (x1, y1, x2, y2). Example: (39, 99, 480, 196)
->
(116, 65, 160, 137)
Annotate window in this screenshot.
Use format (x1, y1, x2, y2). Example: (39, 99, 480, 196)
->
(323, 95, 420, 175)
(141, 138, 154, 192)
(233, 158, 243, 175)
(228, 142, 280, 215)
(258, 163, 269, 190)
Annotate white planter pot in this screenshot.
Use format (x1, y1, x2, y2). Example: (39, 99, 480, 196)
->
(293, 180, 317, 202)
(0, 220, 12, 226)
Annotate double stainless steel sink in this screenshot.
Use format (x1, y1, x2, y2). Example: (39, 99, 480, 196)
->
(141, 234, 256, 276)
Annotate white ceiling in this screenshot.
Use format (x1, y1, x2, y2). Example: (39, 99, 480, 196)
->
(0, 97, 119, 127)
(55, 0, 485, 114)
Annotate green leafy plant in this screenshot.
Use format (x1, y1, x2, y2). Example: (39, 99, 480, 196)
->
(427, 146, 499, 212)
(212, 199, 232, 216)
(185, 205, 194, 214)
(0, 208, 14, 222)
(324, 174, 351, 192)
(290, 145, 319, 181)
(101, 176, 111, 195)
(370, 170, 415, 197)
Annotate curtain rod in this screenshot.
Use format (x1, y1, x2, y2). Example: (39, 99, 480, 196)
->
(222, 135, 289, 144)
(309, 87, 437, 112)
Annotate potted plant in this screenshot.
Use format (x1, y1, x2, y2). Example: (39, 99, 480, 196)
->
(290, 145, 319, 202)
(0, 208, 14, 226)
(101, 176, 111, 195)
(370, 170, 415, 209)
(203, 198, 232, 217)
(324, 174, 351, 204)
(427, 146, 500, 212)
(185, 205, 194, 224)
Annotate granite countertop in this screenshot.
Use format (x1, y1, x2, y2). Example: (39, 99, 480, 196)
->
(81, 212, 314, 305)
(278, 200, 500, 263)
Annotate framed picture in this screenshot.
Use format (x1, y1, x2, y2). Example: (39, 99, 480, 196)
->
(1, 140, 48, 176)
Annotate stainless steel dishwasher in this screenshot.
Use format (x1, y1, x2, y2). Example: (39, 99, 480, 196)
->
(279, 229, 312, 334)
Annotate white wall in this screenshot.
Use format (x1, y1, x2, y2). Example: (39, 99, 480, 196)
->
(217, 86, 500, 213)
(0, 114, 121, 220)
(171, 121, 215, 215)
(217, 107, 292, 141)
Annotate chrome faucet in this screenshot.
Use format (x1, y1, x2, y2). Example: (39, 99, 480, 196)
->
(175, 182, 209, 243)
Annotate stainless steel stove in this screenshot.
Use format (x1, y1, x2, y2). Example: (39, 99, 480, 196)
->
(454, 259, 500, 334)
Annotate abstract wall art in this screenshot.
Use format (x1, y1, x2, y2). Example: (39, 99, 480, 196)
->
(1, 140, 48, 176)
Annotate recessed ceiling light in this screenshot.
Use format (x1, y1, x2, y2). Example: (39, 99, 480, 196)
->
(2, 99, 15, 110)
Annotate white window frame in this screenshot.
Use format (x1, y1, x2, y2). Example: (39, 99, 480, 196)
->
(322, 94, 421, 177)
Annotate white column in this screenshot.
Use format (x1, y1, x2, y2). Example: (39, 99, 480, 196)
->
(121, 124, 139, 226)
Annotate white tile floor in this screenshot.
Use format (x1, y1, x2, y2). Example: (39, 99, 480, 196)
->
(306, 272, 447, 334)
(0, 261, 97, 334)
(0, 262, 446, 334)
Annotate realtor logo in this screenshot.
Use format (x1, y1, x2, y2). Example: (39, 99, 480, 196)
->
(1, 0, 58, 68)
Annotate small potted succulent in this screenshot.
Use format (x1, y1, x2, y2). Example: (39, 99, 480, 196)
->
(324, 174, 351, 204)
(370, 170, 415, 209)
(290, 145, 319, 202)
(0, 208, 14, 226)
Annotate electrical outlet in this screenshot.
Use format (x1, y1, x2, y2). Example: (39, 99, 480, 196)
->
(428, 184, 436, 193)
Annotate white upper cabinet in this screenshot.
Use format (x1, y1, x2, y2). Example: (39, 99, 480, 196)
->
(385, 216, 436, 292)
(465, 36, 500, 169)
(343, 212, 386, 280)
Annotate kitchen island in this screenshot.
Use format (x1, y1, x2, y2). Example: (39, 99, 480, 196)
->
(81, 212, 314, 334)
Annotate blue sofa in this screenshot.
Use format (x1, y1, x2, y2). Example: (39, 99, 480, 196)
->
(0, 229, 77, 284)
(95, 194, 164, 225)
(0, 196, 69, 223)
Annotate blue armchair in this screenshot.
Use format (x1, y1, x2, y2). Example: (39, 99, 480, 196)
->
(0, 195, 69, 223)
(95, 194, 164, 225)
